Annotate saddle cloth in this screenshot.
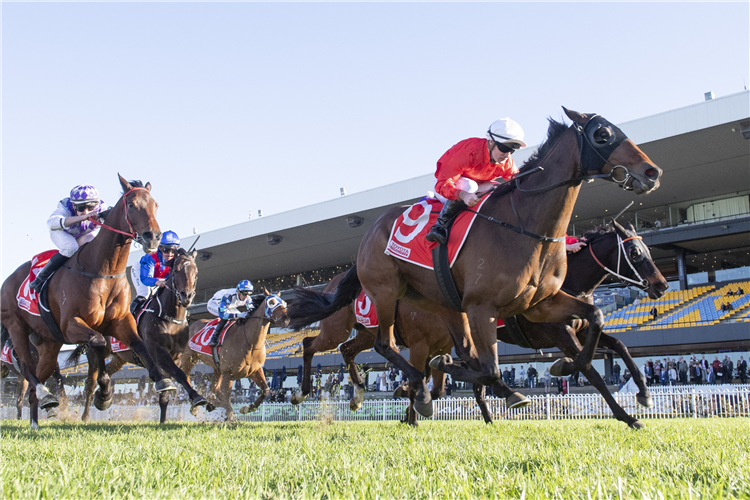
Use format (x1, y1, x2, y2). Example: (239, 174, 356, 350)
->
(189, 318, 235, 356)
(110, 337, 130, 353)
(354, 290, 378, 328)
(16, 250, 59, 317)
(384, 197, 488, 270)
(1, 344, 13, 364)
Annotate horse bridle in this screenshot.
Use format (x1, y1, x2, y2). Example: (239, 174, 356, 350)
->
(588, 233, 650, 290)
(87, 187, 152, 245)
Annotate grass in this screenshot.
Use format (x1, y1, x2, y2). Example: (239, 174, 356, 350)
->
(1, 418, 748, 499)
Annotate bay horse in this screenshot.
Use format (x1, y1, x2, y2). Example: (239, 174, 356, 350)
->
(327, 221, 667, 428)
(71, 248, 208, 423)
(0, 175, 175, 429)
(289, 109, 662, 417)
(179, 292, 290, 421)
(0, 345, 69, 420)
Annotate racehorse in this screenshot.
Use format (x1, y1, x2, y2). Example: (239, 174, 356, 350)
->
(179, 292, 290, 421)
(0, 175, 174, 429)
(0, 349, 68, 420)
(331, 221, 667, 428)
(71, 248, 208, 423)
(289, 109, 662, 417)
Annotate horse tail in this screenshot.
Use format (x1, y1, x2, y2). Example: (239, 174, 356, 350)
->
(287, 265, 362, 331)
(65, 344, 89, 368)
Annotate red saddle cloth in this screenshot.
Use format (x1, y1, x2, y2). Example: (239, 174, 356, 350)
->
(384, 197, 487, 269)
(189, 319, 236, 356)
(16, 250, 59, 317)
(1, 344, 13, 364)
(354, 290, 378, 328)
(110, 337, 130, 353)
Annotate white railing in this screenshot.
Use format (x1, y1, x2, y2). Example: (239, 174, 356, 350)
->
(4, 387, 748, 422)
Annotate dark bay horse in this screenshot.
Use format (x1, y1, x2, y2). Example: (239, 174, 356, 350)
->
(290, 109, 662, 417)
(336, 221, 667, 428)
(72, 248, 208, 423)
(180, 293, 290, 421)
(0, 175, 174, 429)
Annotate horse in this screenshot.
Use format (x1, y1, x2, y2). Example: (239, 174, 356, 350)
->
(0, 174, 175, 429)
(288, 274, 451, 426)
(179, 292, 290, 421)
(0, 347, 69, 420)
(330, 221, 667, 428)
(70, 248, 208, 423)
(288, 109, 662, 417)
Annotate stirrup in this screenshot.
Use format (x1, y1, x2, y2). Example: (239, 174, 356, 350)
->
(425, 226, 448, 245)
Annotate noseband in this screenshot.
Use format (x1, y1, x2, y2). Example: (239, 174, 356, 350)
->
(588, 234, 649, 290)
(86, 187, 152, 244)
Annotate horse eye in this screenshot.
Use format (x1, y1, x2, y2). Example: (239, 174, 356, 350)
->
(127, 202, 135, 209)
(594, 127, 612, 144)
(630, 248, 642, 260)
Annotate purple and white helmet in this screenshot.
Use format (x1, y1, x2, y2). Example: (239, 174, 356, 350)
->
(69, 184, 100, 205)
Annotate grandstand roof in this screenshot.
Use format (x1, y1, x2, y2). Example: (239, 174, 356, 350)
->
(127, 91, 750, 291)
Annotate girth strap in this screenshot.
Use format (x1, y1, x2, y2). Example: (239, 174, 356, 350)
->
(501, 315, 532, 349)
(432, 244, 464, 312)
(38, 282, 67, 345)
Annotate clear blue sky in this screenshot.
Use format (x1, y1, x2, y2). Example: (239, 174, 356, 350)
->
(2, 2, 748, 282)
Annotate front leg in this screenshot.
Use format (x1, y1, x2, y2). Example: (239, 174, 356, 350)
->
(339, 329, 375, 411)
(240, 368, 270, 413)
(109, 317, 175, 393)
(598, 334, 653, 408)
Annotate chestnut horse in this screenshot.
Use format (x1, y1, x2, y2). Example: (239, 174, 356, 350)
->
(289, 109, 662, 417)
(0, 175, 174, 429)
(334, 221, 667, 428)
(71, 248, 208, 423)
(180, 293, 290, 421)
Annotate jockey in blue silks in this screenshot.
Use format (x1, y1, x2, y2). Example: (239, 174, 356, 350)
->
(130, 231, 180, 315)
(31, 184, 108, 292)
(206, 280, 255, 348)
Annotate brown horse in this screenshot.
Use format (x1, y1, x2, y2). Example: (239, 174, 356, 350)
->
(0, 175, 174, 429)
(335, 221, 667, 428)
(180, 292, 290, 421)
(71, 248, 208, 423)
(0, 345, 68, 420)
(289, 109, 662, 417)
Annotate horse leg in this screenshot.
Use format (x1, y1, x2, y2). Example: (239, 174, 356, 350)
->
(109, 318, 174, 393)
(339, 329, 375, 411)
(33, 342, 63, 422)
(147, 339, 206, 410)
(217, 374, 233, 421)
(16, 378, 28, 420)
(473, 384, 493, 424)
(240, 369, 270, 413)
(598, 334, 653, 409)
(524, 292, 604, 376)
(51, 364, 69, 414)
(80, 350, 101, 422)
(158, 391, 170, 424)
(87, 344, 114, 411)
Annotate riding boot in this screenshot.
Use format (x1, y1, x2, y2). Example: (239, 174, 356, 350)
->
(209, 319, 227, 347)
(30, 253, 69, 293)
(425, 200, 467, 245)
(130, 296, 147, 316)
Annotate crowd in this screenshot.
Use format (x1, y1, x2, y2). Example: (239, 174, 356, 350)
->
(636, 355, 748, 386)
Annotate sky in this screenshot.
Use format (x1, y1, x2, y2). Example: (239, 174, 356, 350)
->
(2, 1, 749, 282)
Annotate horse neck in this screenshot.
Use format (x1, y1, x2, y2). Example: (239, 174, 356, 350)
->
(156, 286, 188, 324)
(81, 198, 132, 275)
(561, 236, 614, 296)
(239, 307, 271, 350)
(505, 129, 582, 240)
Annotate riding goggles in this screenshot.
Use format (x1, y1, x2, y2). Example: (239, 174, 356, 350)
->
(159, 245, 178, 253)
(74, 202, 99, 212)
(494, 142, 519, 155)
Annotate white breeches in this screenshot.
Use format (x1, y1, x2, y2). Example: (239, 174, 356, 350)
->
(50, 230, 97, 258)
(435, 177, 498, 204)
(130, 266, 155, 299)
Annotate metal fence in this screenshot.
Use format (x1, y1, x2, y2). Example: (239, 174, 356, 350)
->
(4, 387, 748, 422)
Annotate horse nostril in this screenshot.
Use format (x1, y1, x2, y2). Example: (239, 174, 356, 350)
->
(645, 167, 660, 180)
(142, 231, 154, 241)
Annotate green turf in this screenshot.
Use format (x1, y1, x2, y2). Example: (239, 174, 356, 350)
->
(1, 419, 747, 499)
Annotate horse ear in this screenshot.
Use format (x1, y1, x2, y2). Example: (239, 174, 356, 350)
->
(145, 182, 152, 192)
(191, 249, 198, 259)
(625, 221, 637, 233)
(562, 107, 591, 125)
(263, 287, 270, 295)
(612, 219, 626, 234)
(118, 174, 132, 192)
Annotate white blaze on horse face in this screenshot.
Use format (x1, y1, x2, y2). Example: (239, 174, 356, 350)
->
(394, 200, 432, 244)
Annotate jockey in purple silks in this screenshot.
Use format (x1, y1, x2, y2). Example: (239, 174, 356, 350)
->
(30, 184, 109, 292)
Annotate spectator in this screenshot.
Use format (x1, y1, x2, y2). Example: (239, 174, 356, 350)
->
(712, 357, 722, 382)
(727, 357, 734, 384)
(613, 361, 621, 385)
(668, 365, 677, 386)
(519, 366, 526, 388)
(700, 356, 709, 383)
(737, 287, 744, 295)
(502, 366, 511, 386)
(527, 365, 537, 388)
(650, 307, 658, 320)
(738, 356, 747, 384)
(677, 357, 688, 385)
(708, 365, 716, 385)
(544, 368, 551, 393)
(445, 376, 453, 398)
(510, 366, 516, 387)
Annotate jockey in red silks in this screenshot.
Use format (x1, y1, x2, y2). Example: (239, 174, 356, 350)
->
(129, 231, 180, 315)
(425, 118, 527, 245)
(30, 184, 108, 292)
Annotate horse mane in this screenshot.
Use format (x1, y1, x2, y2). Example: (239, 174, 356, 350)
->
(517, 119, 569, 174)
(580, 224, 615, 243)
(122, 180, 146, 193)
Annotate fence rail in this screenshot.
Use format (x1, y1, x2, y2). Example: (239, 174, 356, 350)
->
(3, 387, 749, 422)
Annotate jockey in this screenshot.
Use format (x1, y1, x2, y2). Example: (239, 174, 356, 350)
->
(30, 184, 107, 292)
(566, 235, 587, 253)
(207, 280, 255, 347)
(426, 118, 527, 245)
(130, 231, 180, 315)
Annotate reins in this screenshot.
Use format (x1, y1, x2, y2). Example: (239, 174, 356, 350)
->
(588, 234, 649, 289)
(86, 187, 150, 242)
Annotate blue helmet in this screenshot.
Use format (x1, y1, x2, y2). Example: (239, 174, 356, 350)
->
(160, 231, 180, 248)
(237, 280, 254, 294)
(70, 184, 100, 205)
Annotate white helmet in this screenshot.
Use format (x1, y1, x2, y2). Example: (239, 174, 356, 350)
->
(487, 118, 527, 149)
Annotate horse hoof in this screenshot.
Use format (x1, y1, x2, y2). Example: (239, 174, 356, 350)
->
(190, 395, 208, 409)
(549, 357, 574, 377)
(629, 420, 646, 430)
(94, 396, 112, 411)
(155, 379, 177, 393)
(30, 421, 39, 431)
(206, 403, 216, 412)
(349, 399, 362, 412)
(637, 393, 654, 409)
(0, 364, 9, 378)
(291, 391, 306, 405)
(506, 392, 531, 409)
(39, 394, 59, 410)
(414, 399, 433, 418)
(189, 406, 200, 417)
(393, 386, 405, 399)
(429, 354, 452, 370)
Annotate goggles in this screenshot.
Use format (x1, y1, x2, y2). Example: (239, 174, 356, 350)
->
(159, 245, 178, 254)
(494, 142, 519, 155)
(74, 202, 98, 212)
